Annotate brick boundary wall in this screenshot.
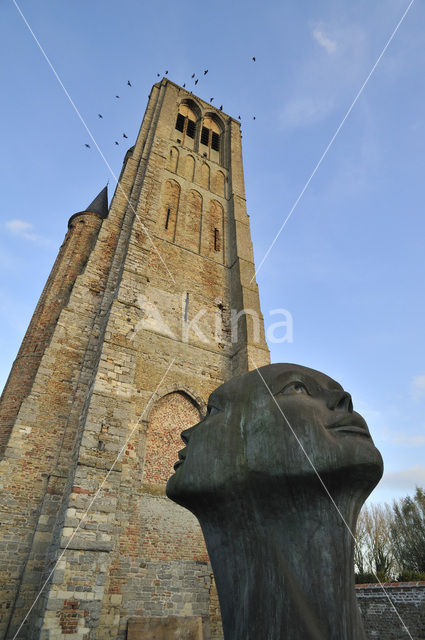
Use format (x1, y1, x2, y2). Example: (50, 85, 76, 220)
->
(356, 581, 425, 640)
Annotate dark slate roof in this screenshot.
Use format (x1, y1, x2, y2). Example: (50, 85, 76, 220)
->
(85, 185, 109, 218)
(68, 185, 109, 228)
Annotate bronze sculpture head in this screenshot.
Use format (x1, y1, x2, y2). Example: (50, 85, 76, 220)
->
(167, 364, 383, 640)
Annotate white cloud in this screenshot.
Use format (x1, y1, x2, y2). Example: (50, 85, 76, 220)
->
(278, 22, 368, 132)
(5, 219, 46, 243)
(392, 433, 425, 446)
(280, 96, 335, 130)
(312, 27, 337, 54)
(410, 375, 425, 401)
(373, 422, 425, 448)
(379, 465, 425, 492)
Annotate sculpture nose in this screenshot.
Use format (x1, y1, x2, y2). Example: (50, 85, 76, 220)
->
(326, 390, 353, 412)
(181, 424, 197, 444)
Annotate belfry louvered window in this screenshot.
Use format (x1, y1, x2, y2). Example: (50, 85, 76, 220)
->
(175, 105, 197, 145)
(200, 116, 222, 160)
(201, 127, 209, 146)
(175, 113, 185, 133)
(186, 119, 196, 139)
(211, 132, 220, 151)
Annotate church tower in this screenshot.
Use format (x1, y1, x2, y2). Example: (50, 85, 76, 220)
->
(0, 78, 269, 639)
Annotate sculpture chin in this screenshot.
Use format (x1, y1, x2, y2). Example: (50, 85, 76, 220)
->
(167, 454, 383, 515)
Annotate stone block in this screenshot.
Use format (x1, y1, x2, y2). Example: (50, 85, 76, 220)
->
(127, 616, 203, 639)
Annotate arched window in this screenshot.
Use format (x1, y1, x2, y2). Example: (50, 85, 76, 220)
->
(174, 189, 202, 253)
(184, 155, 195, 182)
(202, 199, 224, 261)
(175, 104, 197, 149)
(200, 162, 210, 189)
(159, 179, 180, 237)
(200, 116, 222, 162)
(212, 170, 225, 197)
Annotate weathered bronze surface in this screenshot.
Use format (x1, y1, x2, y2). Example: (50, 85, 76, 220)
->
(167, 363, 383, 640)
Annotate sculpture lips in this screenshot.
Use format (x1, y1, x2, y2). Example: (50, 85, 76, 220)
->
(173, 449, 186, 470)
(327, 413, 370, 437)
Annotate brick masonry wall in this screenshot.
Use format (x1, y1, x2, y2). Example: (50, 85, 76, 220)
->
(0, 212, 104, 457)
(356, 582, 425, 640)
(0, 135, 141, 638)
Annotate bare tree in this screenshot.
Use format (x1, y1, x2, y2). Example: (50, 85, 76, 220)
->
(355, 503, 395, 581)
(354, 509, 367, 578)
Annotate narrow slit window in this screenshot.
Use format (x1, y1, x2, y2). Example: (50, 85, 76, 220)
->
(165, 208, 171, 229)
(184, 293, 189, 322)
(214, 228, 220, 251)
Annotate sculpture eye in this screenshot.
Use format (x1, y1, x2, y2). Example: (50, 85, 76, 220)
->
(280, 381, 309, 395)
(207, 405, 220, 416)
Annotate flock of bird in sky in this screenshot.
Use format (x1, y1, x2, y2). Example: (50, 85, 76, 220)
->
(84, 57, 257, 150)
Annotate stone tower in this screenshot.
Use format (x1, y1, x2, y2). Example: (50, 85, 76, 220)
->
(0, 78, 269, 639)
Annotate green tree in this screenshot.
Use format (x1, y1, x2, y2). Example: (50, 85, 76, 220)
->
(391, 487, 425, 574)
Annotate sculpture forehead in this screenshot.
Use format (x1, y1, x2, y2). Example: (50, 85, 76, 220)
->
(209, 363, 343, 403)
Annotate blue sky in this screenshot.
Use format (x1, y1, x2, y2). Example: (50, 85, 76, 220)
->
(1, 0, 424, 504)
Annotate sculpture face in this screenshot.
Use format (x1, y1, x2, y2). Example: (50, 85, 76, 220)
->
(166, 363, 383, 510)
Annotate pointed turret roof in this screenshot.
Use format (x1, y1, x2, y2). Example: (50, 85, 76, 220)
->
(68, 185, 109, 228)
(85, 186, 108, 218)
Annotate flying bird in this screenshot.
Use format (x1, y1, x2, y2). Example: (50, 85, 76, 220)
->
(204, 69, 208, 75)
(115, 95, 120, 98)
(191, 73, 195, 78)
(165, 70, 168, 75)
(157, 73, 160, 77)
(210, 97, 214, 102)
(252, 56, 256, 62)
(195, 79, 198, 85)
(115, 141, 119, 145)
(98, 114, 103, 118)
(123, 133, 128, 138)
(253, 116, 256, 120)
(84, 143, 91, 148)
(127, 80, 132, 86)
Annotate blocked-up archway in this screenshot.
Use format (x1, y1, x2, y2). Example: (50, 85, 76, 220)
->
(143, 391, 201, 485)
